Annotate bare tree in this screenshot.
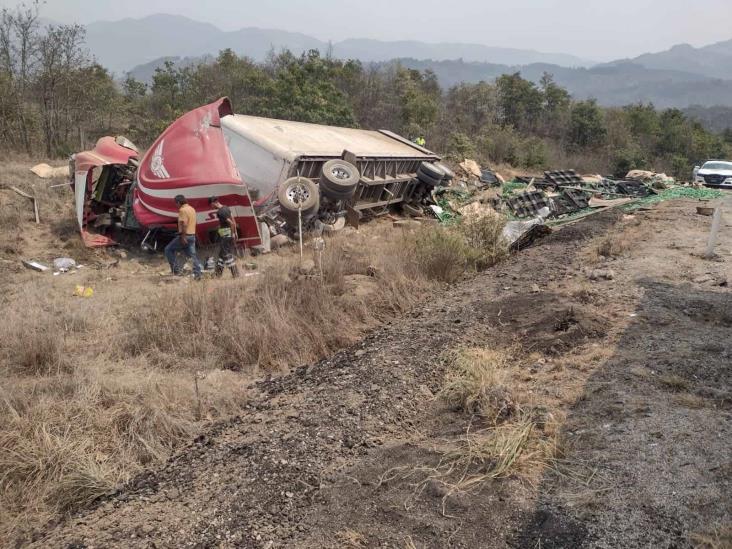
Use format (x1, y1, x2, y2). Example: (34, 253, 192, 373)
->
(0, 1, 40, 152)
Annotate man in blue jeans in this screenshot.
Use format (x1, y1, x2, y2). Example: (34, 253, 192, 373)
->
(164, 195, 202, 280)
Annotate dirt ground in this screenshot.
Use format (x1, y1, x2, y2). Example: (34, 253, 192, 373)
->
(15, 196, 729, 549)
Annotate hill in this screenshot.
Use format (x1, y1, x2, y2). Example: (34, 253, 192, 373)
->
(85, 13, 594, 74)
(618, 39, 732, 80)
(391, 58, 732, 108)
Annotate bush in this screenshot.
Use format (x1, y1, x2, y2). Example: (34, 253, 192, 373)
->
(611, 146, 649, 178)
(446, 132, 477, 161)
(412, 228, 470, 283)
(478, 125, 521, 165)
(519, 137, 548, 169)
(456, 213, 509, 270)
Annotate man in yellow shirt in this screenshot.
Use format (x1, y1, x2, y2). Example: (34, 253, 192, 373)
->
(164, 195, 202, 279)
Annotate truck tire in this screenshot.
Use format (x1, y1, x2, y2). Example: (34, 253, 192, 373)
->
(418, 162, 445, 181)
(436, 162, 455, 182)
(278, 177, 320, 222)
(322, 216, 347, 233)
(320, 159, 360, 200)
(402, 203, 423, 217)
(417, 170, 442, 188)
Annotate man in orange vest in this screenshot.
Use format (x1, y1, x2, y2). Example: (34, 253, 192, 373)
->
(164, 195, 202, 280)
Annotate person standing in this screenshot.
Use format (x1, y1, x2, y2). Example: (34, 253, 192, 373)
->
(165, 194, 202, 279)
(208, 196, 240, 278)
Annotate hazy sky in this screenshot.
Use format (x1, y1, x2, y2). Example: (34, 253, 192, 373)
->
(6, 0, 732, 61)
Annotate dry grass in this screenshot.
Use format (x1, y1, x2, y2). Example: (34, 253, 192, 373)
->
(2, 207, 510, 539)
(444, 412, 557, 483)
(377, 346, 560, 511)
(440, 348, 516, 424)
(335, 529, 367, 547)
(659, 373, 692, 392)
(409, 213, 508, 284)
(129, 228, 430, 373)
(593, 233, 631, 260)
(690, 526, 732, 549)
(411, 227, 470, 283)
(0, 360, 245, 537)
(674, 393, 706, 409)
(0, 156, 517, 539)
(456, 212, 509, 270)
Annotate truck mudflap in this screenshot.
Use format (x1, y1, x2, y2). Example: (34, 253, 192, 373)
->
(134, 97, 261, 247)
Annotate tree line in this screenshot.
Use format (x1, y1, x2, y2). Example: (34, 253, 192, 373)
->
(2, 3, 731, 177)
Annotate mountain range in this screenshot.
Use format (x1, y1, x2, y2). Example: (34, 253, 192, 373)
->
(83, 14, 732, 110)
(84, 13, 595, 74)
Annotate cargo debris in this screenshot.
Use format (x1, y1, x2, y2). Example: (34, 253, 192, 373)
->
(22, 260, 49, 272)
(30, 163, 70, 179)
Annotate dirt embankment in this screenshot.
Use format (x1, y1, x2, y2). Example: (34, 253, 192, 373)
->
(26, 201, 732, 548)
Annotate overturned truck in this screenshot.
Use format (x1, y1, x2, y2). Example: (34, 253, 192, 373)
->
(72, 97, 451, 249)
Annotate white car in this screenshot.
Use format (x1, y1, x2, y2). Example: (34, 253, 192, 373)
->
(695, 160, 732, 188)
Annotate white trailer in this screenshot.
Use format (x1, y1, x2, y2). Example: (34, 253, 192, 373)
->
(220, 114, 447, 230)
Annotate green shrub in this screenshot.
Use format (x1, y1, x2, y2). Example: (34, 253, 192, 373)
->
(446, 132, 477, 161)
(520, 137, 548, 168)
(611, 146, 648, 178)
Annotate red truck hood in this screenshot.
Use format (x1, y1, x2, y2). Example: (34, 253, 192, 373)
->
(134, 97, 261, 246)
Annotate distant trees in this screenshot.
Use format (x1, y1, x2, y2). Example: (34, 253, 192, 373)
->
(0, 2, 118, 155)
(569, 100, 607, 149)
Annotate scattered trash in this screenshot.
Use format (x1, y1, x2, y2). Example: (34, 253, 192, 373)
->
(506, 191, 552, 218)
(552, 188, 590, 216)
(479, 169, 501, 187)
(544, 170, 584, 187)
(53, 257, 77, 272)
(502, 218, 552, 250)
(625, 170, 674, 188)
(22, 260, 49, 272)
(588, 196, 634, 208)
(458, 159, 482, 179)
(429, 204, 458, 224)
(30, 163, 70, 179)
(73, 285, 94, 297)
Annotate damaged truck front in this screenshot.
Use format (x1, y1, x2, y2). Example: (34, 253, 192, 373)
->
(71, 97, 450, 248)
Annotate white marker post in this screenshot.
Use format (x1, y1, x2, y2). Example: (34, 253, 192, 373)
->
(704, 206, 723, 259)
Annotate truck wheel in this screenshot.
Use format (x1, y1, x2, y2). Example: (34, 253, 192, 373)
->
(417, 171, 442, 187)
(436, 162, 455, 182)
(418, 162, 445, 181)
(278, 177, 320, 222)
(402, 203, 423, 217)
(322, 216, 347, 233)
(320, 159, 360, 200)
